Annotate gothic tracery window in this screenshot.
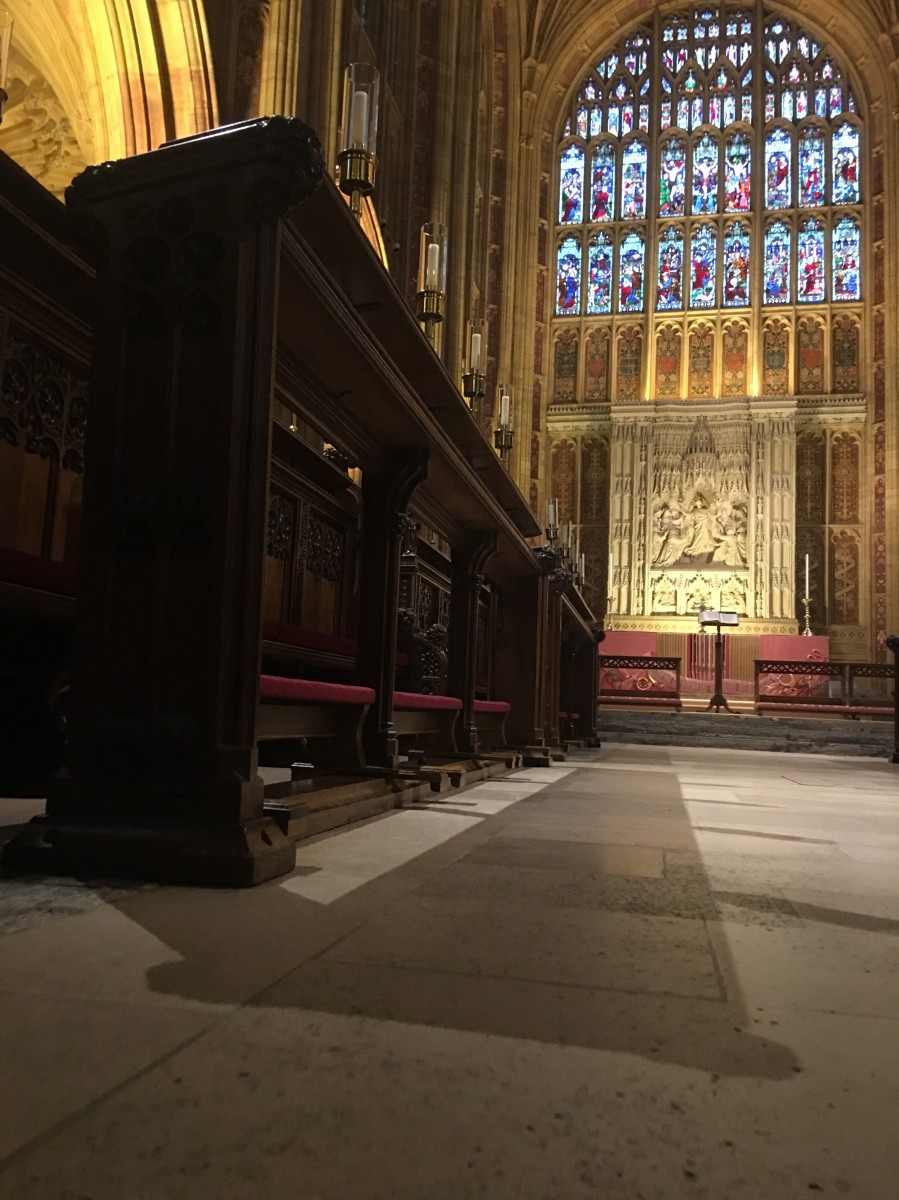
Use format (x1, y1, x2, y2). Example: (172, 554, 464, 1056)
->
(552, 4, 863, 399)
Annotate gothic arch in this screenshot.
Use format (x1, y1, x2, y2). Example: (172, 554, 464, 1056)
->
(2, 0, 216, 194)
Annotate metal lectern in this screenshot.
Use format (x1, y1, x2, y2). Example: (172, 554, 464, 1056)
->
(699, 609, 739, 714)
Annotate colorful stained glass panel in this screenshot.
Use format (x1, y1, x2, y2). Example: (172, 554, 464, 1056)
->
(833, 216, 861, 301)
(591, 143, 616, 221)
(559, 145, 584, 224)
(621, 140, 648, 219)
(797, 218, 825, 302)
(765, 127, 792, 208)
(692, 133, 719, 215)
(832, 124, 860, 204)
(659, 135, 687, 217)
(798, 129, 825, 207)
(764, 220, 792, 304)
(619, 231, 645, 312)
(724, 133, 751, 212)
(556, 237, 582, 315)
(657, 227, 684, 310)
(690, 224, 717, 308)
(587, 233, 613, 314)
(724, 222, 751, 306)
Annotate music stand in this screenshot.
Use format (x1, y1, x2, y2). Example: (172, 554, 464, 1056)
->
(699, 609, 739, 713)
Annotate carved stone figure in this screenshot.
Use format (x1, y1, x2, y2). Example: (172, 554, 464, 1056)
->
(651, 575, 677, 610)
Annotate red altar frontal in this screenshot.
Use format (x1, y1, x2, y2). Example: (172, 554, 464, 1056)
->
(600, 630, 830, 700)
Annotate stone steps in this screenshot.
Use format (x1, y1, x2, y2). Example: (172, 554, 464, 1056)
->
(597, 709, 895, 758)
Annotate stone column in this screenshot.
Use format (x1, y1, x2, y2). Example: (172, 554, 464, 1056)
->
(3, 118, 324, 886)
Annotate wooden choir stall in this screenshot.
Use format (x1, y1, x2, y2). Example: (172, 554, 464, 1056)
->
(1, 118, 600, 887)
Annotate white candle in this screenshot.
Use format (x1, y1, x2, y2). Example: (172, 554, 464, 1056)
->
(804, 553, 809, 597)
(425, 242, 440, 290)
(547, 500, 556, 528)
(349, 88, 369, 146)
(500, 392, 510, 427)
(580, 552, 586, 578)
(469, 332, 482, 373)
(608, 550, 613, 587)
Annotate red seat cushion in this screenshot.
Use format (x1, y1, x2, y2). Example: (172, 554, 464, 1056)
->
(0, 547, 77, 596)
(393, 691, 463, 711)
(260, 675, 374, 705)
(473, 700, 510, 714)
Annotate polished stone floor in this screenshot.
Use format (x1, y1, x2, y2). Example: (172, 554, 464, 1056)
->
(1, 745, 897, 1199)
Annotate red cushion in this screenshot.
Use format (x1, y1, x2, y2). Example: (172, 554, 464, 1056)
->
(474, 700, 511, 714)
(393, 691, 463, 711)
(558, 711, 581, 720)
(0, 547, 77, 596)
(260, 675, 374, 705)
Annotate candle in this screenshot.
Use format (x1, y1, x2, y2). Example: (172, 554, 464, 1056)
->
(349, 88, 369, 146)
(580, 552, 586, 579)
(608, 550, 613, 587)
(425, 242, 440, 290)
(469, 332, 482, 373)
(547, 500, 556, 528)
(804, 553, 809, 597)
(500, 392, 510, 427)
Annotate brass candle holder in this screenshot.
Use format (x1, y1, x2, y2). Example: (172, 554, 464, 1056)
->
(461, 317, 487, 421)
(416, 222, 448, 342)
(337, 62, 379, 220)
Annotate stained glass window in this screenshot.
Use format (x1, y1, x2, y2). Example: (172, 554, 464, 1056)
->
(555, 9, 863, 327)
(583, 149, 612, 229)
(556, 237, 582, 315)
(764, 220, 792, 304)
(724, 132, 751, 212)
(587, 232, 614, 314)
(765, 127, 792, 208)
(797, 218, 825, 302)
(660, 135, 687, 217)
(690, 223, 717, 308)
(559, 145, 584, 224)
(692, 133, 719, 215)
(832, 216, 861, 301)
(724, 221, 750, 306)
(619, 231, 645, 312)
(798, 128, 825, 206)
(832, 123, 860, 204)
(657, 227, 685, 310)
(621, 140, 648, 219)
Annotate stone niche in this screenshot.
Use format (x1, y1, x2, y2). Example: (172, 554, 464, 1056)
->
(608, 398, 798, 625)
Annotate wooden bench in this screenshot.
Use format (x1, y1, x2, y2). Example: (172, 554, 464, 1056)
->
(393, 690, 462, 755)
(257, 675, 375, 769)
(473, 699, 511, 750)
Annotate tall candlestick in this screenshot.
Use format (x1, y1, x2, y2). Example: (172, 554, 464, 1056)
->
(804, 552, 809, 598)
(349, 88, 369, 146)
(499, 392, 510, 427)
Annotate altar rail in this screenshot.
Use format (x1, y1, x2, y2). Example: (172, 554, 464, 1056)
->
(754, 660, 895, 717)
(599, 656, 682, 710)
